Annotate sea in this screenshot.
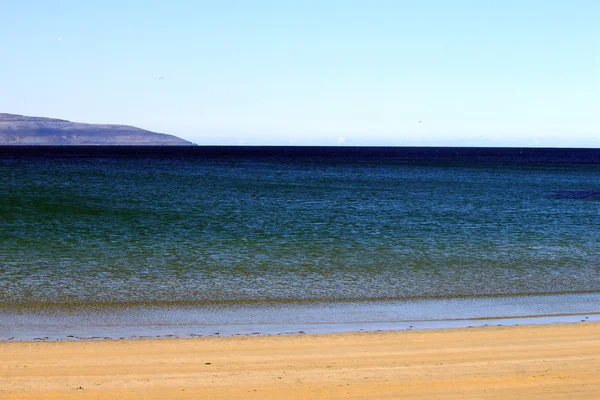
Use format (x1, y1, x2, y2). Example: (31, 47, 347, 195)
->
(1, 146, 600, 340)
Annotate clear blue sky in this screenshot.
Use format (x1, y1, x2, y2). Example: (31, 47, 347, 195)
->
(1, 0, 598, 146)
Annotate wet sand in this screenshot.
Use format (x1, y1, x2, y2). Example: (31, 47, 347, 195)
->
(1, 322, 598, 399)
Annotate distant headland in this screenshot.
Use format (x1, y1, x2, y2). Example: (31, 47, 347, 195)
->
(0, 113, 193, 145)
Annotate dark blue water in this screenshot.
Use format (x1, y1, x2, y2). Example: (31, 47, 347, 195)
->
(2, 147, 600, 309)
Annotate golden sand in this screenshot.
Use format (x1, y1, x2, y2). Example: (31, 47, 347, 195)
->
(1, 322, 598, 399)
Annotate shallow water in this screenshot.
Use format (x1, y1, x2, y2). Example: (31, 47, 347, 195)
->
(1, 293, 599, 340)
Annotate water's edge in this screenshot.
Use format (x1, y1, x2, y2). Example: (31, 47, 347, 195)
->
(2, 293, 599, 341)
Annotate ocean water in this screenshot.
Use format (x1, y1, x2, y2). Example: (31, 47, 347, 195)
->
(2, 148, 600, 310)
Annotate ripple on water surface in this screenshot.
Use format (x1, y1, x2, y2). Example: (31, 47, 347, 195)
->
(1, 156, 600, 305)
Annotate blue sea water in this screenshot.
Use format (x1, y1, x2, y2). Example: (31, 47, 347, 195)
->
(2, 147, 600, 309)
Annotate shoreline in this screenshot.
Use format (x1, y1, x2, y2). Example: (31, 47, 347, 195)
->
(1, 322, 598, 399)
(1, 311, 599, 342)
(2, 292, 600, 342)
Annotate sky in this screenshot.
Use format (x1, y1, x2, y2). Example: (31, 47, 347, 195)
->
(0, 0, 598, 146)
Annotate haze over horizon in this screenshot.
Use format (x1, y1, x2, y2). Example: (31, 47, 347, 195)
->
(1, 1, 598, 147)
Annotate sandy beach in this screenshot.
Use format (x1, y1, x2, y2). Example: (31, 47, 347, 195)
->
(1, 322, 598, 399)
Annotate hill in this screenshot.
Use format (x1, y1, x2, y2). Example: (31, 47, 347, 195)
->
(0, 113, 193, 145)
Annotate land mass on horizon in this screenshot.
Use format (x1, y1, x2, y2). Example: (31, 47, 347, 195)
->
(0, 113, 193, 145)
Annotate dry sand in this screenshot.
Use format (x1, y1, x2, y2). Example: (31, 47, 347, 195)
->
(1, 322, 598, 399)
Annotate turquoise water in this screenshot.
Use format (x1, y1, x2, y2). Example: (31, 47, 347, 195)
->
(2, 154, 600, 306)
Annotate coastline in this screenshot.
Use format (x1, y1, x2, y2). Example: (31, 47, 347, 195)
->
(2, 292, 600, 341)
(1, 322, 598, 399)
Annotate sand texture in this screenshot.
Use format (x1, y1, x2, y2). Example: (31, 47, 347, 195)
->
(1, 322, 598, 399)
